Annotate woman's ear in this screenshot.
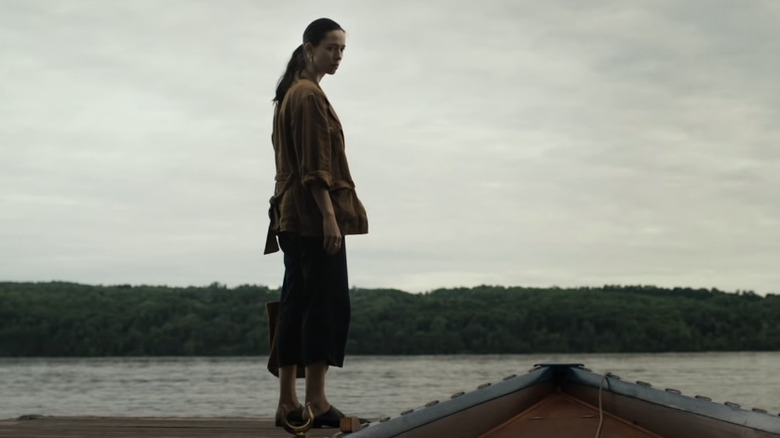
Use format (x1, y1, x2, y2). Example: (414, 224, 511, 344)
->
(303, 42, 314, 62)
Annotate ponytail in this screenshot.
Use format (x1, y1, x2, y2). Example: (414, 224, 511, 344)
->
(273, 45, 305, 104)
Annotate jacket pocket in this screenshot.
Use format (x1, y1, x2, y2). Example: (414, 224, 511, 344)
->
(330, 186, 368, 234)
(330, 188, 353, 224)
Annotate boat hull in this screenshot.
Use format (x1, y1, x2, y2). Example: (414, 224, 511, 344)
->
(340, 363, 780, 438)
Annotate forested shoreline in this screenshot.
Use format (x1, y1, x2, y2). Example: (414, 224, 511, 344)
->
(1, 282, 778, 356)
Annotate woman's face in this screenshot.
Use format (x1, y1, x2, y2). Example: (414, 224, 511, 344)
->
(308, 30, 346, 76)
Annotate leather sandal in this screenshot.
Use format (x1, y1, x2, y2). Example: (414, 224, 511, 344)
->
(312, 405, 346, 428)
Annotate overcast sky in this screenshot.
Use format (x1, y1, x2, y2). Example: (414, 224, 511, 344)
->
(2, 0, 779, 294)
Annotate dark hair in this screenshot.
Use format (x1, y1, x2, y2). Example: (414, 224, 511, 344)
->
(273, 18, 344, 103)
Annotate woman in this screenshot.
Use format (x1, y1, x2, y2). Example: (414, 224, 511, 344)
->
(265, 18, 368, 428)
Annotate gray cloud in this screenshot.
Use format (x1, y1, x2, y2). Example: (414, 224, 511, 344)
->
(2, 0, 779, 294)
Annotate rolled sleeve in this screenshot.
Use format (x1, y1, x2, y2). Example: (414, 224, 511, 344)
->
(294, 93, 333, 189)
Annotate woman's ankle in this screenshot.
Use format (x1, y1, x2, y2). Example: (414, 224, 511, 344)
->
(276, 401, 301, 416)
(305, 399, 331, 416)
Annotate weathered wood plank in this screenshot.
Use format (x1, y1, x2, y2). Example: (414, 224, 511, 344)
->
(0, 417, 341, 438)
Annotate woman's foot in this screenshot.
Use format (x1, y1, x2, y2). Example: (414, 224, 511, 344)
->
(310, 404, 345, 429)
(304, 403, 369, 429)
(274, 404, 304, 427)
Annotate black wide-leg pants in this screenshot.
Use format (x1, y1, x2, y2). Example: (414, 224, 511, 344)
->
(277, 233, 351, 368)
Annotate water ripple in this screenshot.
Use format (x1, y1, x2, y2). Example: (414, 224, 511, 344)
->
(1, 352, 778, 419)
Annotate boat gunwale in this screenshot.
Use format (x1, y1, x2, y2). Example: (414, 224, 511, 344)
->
(338, 363, 780, 437)
(563, 366, 780, 434)
(339, 365, 557, 437)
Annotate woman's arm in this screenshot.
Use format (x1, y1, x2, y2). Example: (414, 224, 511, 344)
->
(310, 184, 342, 255)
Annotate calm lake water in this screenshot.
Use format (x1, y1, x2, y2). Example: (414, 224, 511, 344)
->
(1, 352, 778, 420)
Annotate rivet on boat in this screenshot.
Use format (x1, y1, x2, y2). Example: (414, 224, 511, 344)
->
(752, 408, 768, 414)
(503, 374, 516, 381)
(425, 400, 439, 407)
(450, 391, 465, 399)
(665, 388, 681, 394)
(695, 395, 712, 401)
(401, 409, 414, 415)
(478, 382, 491, 389)
(725, 401, 741, 408)
(636, 381, 652, 387)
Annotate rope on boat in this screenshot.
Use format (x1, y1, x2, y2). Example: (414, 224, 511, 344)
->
(594, 372, 608, 438)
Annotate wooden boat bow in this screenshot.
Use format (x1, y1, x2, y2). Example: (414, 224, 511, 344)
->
(336, 363, 780, 438)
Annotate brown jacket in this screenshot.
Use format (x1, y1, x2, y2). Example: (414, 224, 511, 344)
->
(264, 78, 368, 254)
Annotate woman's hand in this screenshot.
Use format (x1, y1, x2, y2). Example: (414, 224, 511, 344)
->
(322, 215, 342, 255)
(310, 184, 342, 255)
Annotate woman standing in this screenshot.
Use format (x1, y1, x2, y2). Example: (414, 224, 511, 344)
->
(265, 18, 368, 428)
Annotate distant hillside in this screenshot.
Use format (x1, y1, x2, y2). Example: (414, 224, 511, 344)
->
(1, 282, 778, 356)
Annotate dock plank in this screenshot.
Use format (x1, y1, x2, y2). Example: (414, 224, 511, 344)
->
(0, 416, 342, 438)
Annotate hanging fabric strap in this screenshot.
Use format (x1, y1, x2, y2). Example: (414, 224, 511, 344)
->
(263, 174, 295, 255)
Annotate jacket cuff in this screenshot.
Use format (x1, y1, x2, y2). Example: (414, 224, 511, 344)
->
(302, 171, 333, 189)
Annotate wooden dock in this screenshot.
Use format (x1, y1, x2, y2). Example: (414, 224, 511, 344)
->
(0, 416, 345, 438)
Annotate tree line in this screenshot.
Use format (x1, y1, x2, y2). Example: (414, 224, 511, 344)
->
(1, 282, 778, 356)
